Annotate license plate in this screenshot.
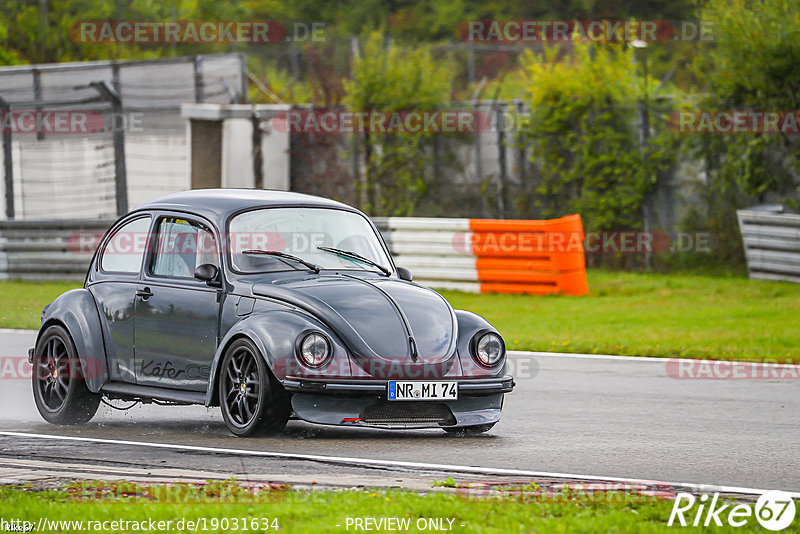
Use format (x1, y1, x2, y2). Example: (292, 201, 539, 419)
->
(387, 381, 458, 401)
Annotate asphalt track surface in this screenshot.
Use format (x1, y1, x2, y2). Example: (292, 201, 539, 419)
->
(1, 329, 798, 493)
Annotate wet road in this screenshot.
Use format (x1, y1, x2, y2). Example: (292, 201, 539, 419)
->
(1, 329, 798, 491)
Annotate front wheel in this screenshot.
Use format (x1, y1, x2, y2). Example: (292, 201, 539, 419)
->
(219, 338, 290, 437)
(32, 325, 100, 425)
(443, 423, 495, 436)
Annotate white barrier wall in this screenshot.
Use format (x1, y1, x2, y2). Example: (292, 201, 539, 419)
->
(374, 217, 479, 292)
(0, 215, 588, 297)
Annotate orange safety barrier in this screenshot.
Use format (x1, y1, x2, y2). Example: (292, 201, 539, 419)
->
(469, 214, 588, 296)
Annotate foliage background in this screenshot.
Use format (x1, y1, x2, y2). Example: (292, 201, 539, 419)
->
(2, 0, 799, 270)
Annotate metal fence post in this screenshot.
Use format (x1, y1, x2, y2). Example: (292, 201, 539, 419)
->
(0, 97, 13, 219)
(639, 98, 654, 269)
(33, 69, 44, 141)
(90, 81, 127, 216)
(515, 99, 526, 189)
(193, 55, 204, 103)
(238, 53, 248, 104)
(496, 102, 507, 218)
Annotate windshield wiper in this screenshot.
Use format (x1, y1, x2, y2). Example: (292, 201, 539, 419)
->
(242, 249, 321, 273)
(317, 246, 390, 276)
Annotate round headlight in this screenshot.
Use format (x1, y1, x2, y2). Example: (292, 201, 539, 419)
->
(474, 332, 505, 367)
(298, 332, 331, 368)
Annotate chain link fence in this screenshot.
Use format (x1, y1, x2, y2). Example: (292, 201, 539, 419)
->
(0, 53, 246, 220)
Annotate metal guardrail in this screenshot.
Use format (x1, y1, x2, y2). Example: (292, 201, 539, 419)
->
(1, 216, 588, 295)
(0, 219, 111, 280)
(737, 208, 800, 283)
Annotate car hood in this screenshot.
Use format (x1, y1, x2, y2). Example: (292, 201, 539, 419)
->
(251, 273, 458, 377)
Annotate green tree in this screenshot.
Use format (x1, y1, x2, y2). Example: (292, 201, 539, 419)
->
(345, 31, 454, 215)
(520, 40, 676, 236)
(686, 0, 800, 264)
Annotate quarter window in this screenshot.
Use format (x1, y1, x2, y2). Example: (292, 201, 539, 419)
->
(151, 217, 218, 279)
(100, 217, 151, 274)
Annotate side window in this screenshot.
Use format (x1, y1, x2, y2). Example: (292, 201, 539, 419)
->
(100, 217, 151, 274)
(151, 217, 218, 279)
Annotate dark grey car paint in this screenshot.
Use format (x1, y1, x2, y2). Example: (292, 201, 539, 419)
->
(35, 189, 512, 428)
(38, 289, 108, 393)
(251, 274, 459, 379)
(133, 279, 220, 391)
(87, 281, 137, 384)
(291, 393, 503, 428)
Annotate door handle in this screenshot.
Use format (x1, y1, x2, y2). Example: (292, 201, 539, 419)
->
(136, 287, 153, 300)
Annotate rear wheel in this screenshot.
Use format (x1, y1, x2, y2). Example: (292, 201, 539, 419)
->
(219, 338, 290, 437)
(443, 423, 495, 436)
(32, 325, 100, 425)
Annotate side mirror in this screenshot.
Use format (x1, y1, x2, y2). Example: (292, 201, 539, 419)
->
(396, 266, 413, 282)
(194, 263, 221, 287)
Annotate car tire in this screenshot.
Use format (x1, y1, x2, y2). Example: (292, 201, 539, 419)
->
(219, 338, 290, 437)
(443, 423, 495, 435)
(32, 325, 100, 425)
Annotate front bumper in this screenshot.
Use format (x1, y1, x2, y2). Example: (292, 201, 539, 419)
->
(283, 376, 515, 396)
(283, 376, 514, 429)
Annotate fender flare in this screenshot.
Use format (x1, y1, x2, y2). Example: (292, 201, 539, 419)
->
(37, 289, 108, 393)
(205, 309, 350, 406)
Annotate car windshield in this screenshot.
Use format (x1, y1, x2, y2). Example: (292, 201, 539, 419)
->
(229, 207, 391, 274)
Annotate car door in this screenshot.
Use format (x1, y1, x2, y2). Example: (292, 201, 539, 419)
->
(133, 214, 222, 391)
(87, 215, 152, 384)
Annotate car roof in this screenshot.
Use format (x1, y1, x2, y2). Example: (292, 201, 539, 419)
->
(131, 189, 356, 224)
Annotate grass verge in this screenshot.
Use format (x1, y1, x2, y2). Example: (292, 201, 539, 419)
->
(0, 481, 770, 533)
(0, 280, 78, 330)
(1, 270, 798, 362)
(442, 270, 800, 363)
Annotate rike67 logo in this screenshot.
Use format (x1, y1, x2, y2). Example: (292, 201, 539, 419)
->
(669, 491, 796, 530)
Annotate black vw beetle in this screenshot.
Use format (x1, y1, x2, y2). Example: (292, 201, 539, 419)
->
(31, 189, 514, 436)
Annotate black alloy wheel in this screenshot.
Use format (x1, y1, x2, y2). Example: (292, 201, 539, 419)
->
(219, 338, 290, 437)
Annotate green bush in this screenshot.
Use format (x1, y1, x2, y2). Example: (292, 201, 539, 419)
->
(519, 41, 677, 236)
(683, 0, 800, 265)
(345, 31, 455, 215)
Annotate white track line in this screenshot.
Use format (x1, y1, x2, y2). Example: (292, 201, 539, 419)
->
(4, 329, 794, 367)
(1, 431, 796, 498)
(510, 350, 667, 362)
(0, 329, 37, 335)
(511, 350, 800, 369)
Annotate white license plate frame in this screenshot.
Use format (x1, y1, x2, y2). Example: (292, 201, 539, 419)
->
(387, 381, 458, 401)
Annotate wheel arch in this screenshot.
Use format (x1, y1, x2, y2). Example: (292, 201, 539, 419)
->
(36, 289, 108, 393)
(205, 309, 350, 407)
(206, 332, 266, 407)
